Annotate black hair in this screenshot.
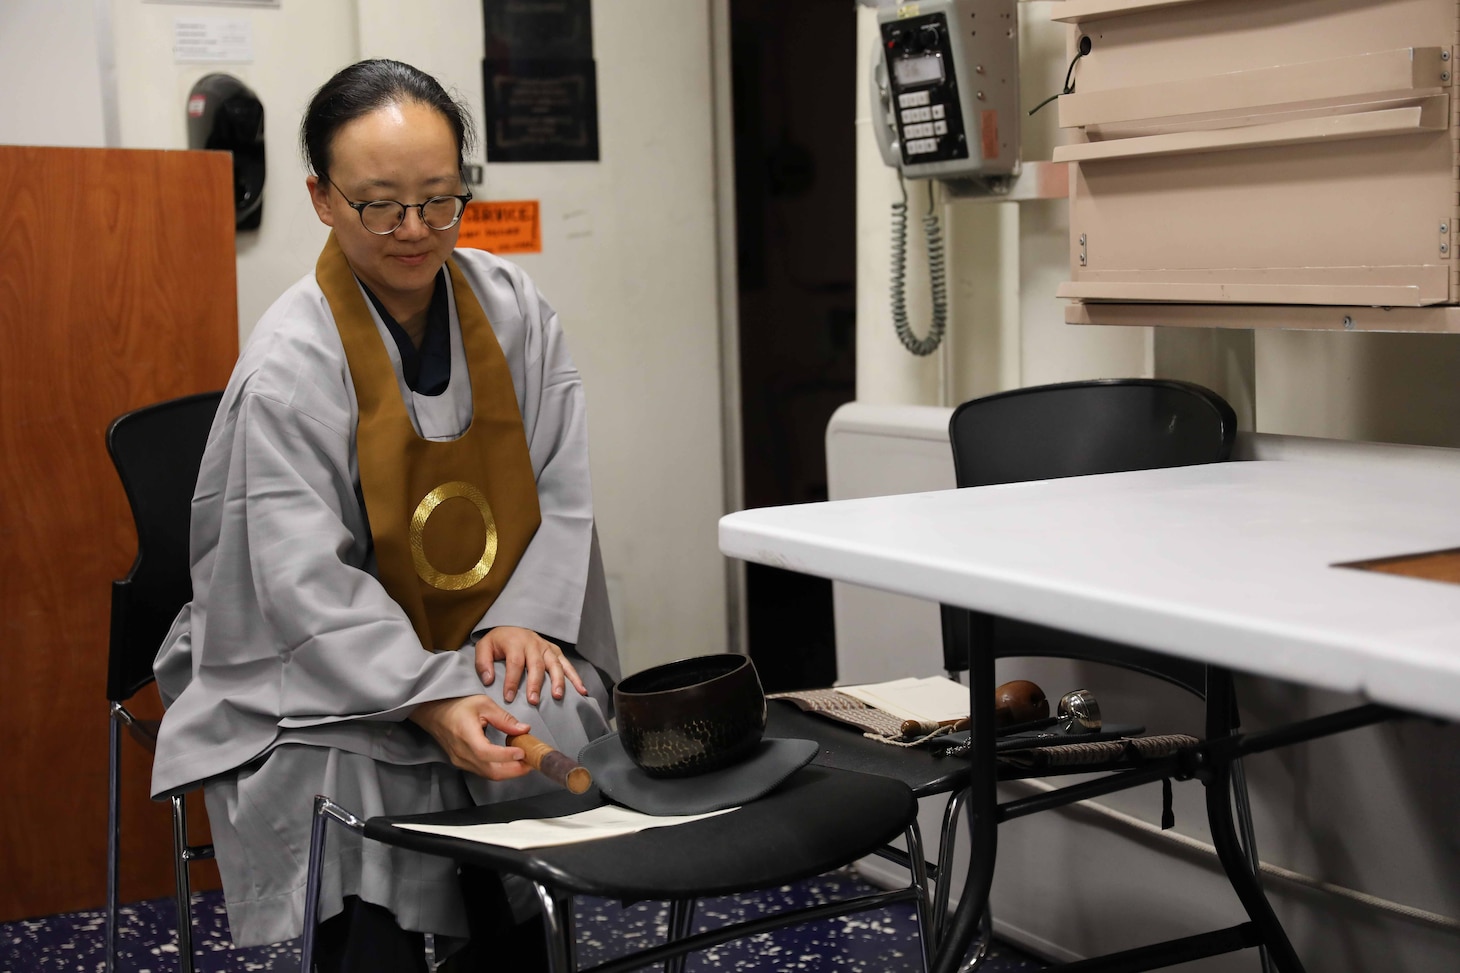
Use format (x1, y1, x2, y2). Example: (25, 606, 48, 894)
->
(300, 59, 475, 181)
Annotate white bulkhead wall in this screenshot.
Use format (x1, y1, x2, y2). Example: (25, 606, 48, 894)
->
(103, 0, 729, 677)
(0, 0, 109, 148)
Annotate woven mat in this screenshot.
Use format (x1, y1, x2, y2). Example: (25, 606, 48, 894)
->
(1000, 733, 1200, 770)
(768, 689, 912, 739)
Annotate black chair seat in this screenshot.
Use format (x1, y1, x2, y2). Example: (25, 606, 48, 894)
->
(767, 702, 970, 798)
(366, 765, 917, 901)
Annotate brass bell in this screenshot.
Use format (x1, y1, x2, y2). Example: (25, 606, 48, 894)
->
(1057, 688, 1101, 733)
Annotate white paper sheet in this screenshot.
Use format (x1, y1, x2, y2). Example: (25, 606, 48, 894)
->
(392, 805, 738, 850)
(836, 675, 968, 724)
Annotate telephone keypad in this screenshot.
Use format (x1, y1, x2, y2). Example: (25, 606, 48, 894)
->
(901, 98, 952, 148)
(882, 10, 972, 168)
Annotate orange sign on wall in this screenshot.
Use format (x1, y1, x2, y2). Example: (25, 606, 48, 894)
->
(456, 200, 542, 254)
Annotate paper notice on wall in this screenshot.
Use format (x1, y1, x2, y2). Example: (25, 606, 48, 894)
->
(456, 200, 542, 254)
(173, 18, 253, 63)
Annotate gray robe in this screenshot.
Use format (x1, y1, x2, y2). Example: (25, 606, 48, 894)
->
(152, 248, 619, 946)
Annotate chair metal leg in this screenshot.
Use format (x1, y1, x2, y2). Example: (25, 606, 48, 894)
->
(106, 708, 123, 973)
(903, 822, 936, 973)
(954, 908, 992, 973)
(300, 796, 367, 973)
(933, 789, 993, 973)
(933, 625, 999, 973)
(1231, 757, 1275, 973)
(932, 787, 969, 945)
(905, 818, 933, 943)
(299, 798, 329, 973)
(533, 883, 577, 973)
(170, 795, 195, 973)
(665, 899, 696, 973)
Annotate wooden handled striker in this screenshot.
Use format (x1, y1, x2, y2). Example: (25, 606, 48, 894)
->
(507, 733, 593, 795)
(900, 717, 971, 737)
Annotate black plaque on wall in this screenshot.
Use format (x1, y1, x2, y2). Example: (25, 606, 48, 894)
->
(482, 0, 599, 162)
(483, 0, 592, 60)
(483, 58, 599, 162)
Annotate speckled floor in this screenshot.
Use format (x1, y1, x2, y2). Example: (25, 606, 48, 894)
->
(2, 872, 1046, 971)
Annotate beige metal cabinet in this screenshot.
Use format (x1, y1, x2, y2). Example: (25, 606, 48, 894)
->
(1052, 0, 1460, 332)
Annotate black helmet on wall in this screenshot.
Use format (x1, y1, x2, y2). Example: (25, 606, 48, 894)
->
(186, 73, 265, 230)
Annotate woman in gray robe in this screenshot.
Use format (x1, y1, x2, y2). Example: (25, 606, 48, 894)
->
(151, 59, 619, 972)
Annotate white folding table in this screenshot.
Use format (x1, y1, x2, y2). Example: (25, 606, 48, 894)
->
(721, 459, 1460, 724)
(719, 452, 1460, 972)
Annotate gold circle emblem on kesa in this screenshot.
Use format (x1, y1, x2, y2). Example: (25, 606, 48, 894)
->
(409, 481, 497, 591)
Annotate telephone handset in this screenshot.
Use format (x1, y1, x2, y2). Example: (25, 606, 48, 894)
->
(869, 56, 902, 171)
(871, 0, 1019, 355)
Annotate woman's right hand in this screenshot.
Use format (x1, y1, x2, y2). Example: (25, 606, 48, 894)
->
(408, 695, 534, 781)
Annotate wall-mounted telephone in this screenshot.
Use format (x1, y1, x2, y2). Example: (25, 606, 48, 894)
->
(870, 0, 1019, 355)
(871, 0, 1019, 181)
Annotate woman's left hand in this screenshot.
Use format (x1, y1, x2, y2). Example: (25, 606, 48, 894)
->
(475, 626, 589, 705)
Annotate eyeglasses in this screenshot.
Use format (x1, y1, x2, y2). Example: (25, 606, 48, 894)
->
(328, 179, 473, 235)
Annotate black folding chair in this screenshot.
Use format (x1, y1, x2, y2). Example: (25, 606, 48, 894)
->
(105, 390, 222, 973)
(932, 379, 1295, 973)
(300, 763, 931, 971)
(766, 379, 1273, 962)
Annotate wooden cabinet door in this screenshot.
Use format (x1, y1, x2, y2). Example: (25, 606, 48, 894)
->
(0, 145, 237, 920)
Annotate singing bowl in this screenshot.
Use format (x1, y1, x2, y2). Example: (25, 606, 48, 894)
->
(613, 654, 767, 779)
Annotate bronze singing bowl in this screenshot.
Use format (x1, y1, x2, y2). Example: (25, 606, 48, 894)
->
(613, 654, 768, 779)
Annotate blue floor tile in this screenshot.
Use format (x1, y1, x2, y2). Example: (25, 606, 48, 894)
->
(2, 872, 1045, 971)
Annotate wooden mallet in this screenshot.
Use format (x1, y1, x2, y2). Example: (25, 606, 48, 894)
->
(507, 733, 593, 794)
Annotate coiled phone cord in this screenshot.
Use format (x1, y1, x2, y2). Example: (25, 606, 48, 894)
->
(890, 177, 947, 356)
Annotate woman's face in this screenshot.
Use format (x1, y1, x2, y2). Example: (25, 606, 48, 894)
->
(307, 100, 463, 307)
